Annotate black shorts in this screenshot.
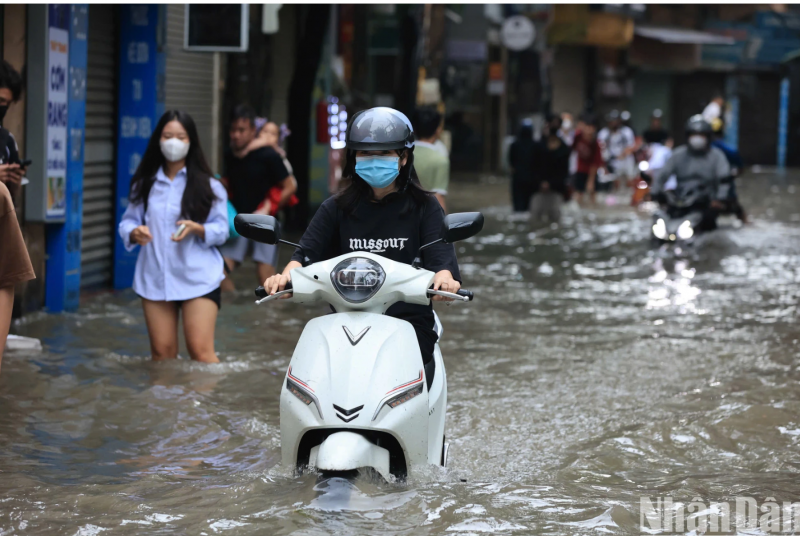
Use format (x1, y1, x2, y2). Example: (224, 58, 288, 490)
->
(572, 172, 589, 193)
(138, 287, 222, 310)
(177, 287, 221, 309)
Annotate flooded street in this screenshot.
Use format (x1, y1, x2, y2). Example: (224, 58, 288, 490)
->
(2, 172, 800, 535)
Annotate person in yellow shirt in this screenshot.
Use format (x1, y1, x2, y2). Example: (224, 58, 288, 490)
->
(411, 107, 449, 212)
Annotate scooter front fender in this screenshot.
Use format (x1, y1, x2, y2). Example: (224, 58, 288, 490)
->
(310, 432, 391, 481)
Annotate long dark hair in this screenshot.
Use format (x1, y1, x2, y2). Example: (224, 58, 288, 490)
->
(129, 110, 216, 222)
(335, 148, 431, 215)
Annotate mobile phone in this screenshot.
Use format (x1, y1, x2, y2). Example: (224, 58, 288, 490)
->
(20, 159, 33, 168)
(172, 223, 187, 240)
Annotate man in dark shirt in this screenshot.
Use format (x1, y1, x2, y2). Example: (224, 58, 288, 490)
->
(220, 105, 296, 290)
(0, 61, 24, 199)
(643, 109, 671, 146)
(531, 114, 570, 223)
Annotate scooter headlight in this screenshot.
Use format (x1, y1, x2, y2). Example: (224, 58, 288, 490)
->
(652, 218, 667, 240)
(387, 384, 423, 408)
(286, 367, 324, 419)
(677, 220, 694, 240)
(287, 379, 313, 406)
(331, 257, 386, 303)
(639, 161, 650, 172)
(371, 371, 425, 421)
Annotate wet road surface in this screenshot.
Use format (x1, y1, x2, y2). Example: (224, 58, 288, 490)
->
(2, 171, 800, 534)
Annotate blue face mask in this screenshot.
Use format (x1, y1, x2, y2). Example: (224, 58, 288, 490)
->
(355, 156, 400, 188)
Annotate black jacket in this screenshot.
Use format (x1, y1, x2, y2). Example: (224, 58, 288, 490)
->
(291, 191, 460, 336)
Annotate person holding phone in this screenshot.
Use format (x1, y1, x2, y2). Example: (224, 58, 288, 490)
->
(0, 60, 25, 197)
(118, 110, 229, 363)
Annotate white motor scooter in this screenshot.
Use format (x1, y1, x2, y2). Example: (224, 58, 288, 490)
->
(234, 212, 484, 481)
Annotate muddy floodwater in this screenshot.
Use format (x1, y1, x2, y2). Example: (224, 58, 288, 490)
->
(2, 172, 800, 535)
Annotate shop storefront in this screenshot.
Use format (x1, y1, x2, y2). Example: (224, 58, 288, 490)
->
(11, 4, 221, 313)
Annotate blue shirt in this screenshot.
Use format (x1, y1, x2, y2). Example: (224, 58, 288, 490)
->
(711, 140, 743, 170)
(118, 167, 229, 301)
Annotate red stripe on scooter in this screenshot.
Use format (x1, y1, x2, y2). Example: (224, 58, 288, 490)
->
(288, 366, 314, 392)
(386, 370, 423, 394)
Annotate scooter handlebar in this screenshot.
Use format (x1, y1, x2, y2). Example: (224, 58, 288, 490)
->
(256, 282, 471, 303)
(255, 281, 293, 300)
(427, 288, 474, 302)
(457, 289, 474, 301)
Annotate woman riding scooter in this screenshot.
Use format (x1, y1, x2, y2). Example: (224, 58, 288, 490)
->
(263, 107, 461, 388)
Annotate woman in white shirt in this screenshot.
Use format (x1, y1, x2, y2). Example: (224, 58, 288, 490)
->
(119, 111, 229, 363)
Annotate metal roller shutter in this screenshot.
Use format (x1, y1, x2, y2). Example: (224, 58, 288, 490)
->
(81, 5, 117, 288)
(165, 4, 215, 158)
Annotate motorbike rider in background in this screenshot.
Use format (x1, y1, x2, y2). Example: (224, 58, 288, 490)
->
(651, 115, 730, 231)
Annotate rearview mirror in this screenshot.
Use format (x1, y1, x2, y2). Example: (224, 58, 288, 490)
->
(441, 212, 484, 243)
(234, 214, 281, 245)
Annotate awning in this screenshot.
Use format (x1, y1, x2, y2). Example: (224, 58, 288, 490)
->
(634, 26, 736, 46)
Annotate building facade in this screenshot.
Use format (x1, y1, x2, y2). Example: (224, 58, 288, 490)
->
(2, 4, 221, 314)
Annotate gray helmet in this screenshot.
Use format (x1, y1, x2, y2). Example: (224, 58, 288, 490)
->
(652, 108, 663, 119)
(685, 114, 712, 136)
(346, 107, 415, 151)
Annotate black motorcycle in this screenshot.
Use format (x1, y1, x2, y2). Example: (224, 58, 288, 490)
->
(651, 179, 717, 244)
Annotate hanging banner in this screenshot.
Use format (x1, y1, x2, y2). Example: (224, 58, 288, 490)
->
(46, 5, 69, 220)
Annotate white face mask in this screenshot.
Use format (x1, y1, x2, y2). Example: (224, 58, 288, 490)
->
(160, 138, 190, 162)
(561, 119, 572, 131)
(688, 135, 707, 151)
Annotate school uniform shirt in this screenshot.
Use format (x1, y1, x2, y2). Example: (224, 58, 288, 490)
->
(118, 167, 229, 302)
(598, 125, 636, 176)
(290, 191, 460, 336)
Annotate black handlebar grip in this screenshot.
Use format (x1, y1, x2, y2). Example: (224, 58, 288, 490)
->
(254, 280, 293, 299)
(457, 289, 474, 301)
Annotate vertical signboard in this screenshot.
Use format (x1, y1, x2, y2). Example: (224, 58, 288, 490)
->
(46, 5, 69, 220)
(777, 77, 789, 170)
(113, 5, 162, 289)
(64, 5, 88, 309)
(45, 4, 87, 312)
